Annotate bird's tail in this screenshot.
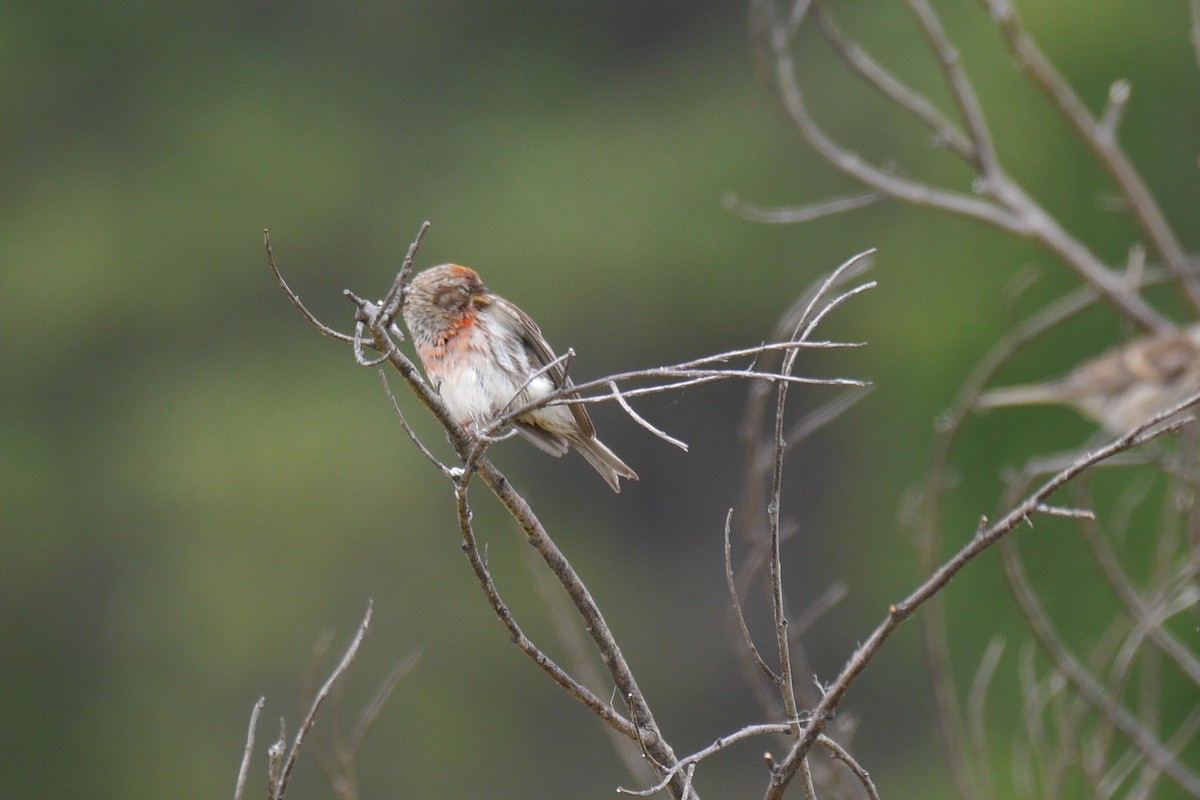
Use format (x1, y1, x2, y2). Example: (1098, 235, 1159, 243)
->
(573, 436, 639, 493)
(976, 382, 1071, 410)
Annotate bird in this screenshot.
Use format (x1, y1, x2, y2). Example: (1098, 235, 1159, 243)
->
(976, 324, 1200, 434)
(401, 263, 638, 492)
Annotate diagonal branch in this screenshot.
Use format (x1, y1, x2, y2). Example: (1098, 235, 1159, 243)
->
(750, 0, 1175, 333)
(980, 0, 1200, 313)
(762, 392, 1200, 799)
(813, 0, 974, 160)
(274, 602, 373, 800)
(906, 0, 1000, 176)
(1000, 538, 1200, 796)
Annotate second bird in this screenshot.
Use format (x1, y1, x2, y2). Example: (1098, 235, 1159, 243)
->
(402, 264, 638, 492)
(977, 324, 1200, 434)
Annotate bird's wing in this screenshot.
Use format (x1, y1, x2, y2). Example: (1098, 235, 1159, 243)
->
(1069, 331, 1199, 394)
(493, 296, 595, 438)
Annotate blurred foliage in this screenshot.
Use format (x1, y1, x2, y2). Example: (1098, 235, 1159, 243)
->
(1, 1, 1197, 798)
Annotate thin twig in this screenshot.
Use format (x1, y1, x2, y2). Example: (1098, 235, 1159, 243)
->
(264, 229, 360, 344)
(813, 0, 974, 160)
(379, 221, 431, 325)
(1079, 513, 1200, 687)
(483, 350, 576, 432)
(522, 546, 657, 787)
(1097, 80, 1130, 141)
(762, 391, 1200, 798)
(725, 510, 783, 685)
(352, 320, 391, 367)
(566, 373, 865, 405)
(980, 0, 1200, 314)
(451, 478, 637, 739)
(771, 251, 876, 740)
(1000, 539, 1200, 796)
(274, 602, 373, 800)
(966, 637, 1005, 800)
(234, 697, 265, 800)
(610, 380, 689, 451)
(1032, 502, 1094, 520)
(755, 0, 1174, 332)
(906, 0, 1001, 177)
(723, 191, 886, 223)
(816, 734, 881, 800)
(380, 371, 453, 476)
(267, 719, 286, 798)
(618, 723, 795, 796)
(348, 650, 421, 758)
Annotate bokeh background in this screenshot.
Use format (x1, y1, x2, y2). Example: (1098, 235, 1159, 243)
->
(3, 1, 1197, 797)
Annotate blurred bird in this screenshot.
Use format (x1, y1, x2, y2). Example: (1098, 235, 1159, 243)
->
(977, 324, 1200, 434)
(402, 264, 638, 492)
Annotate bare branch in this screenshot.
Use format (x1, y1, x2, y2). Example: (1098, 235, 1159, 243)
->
(812, 0, 974, 160)
(764, 250, 876, 740)
(346, 650, 421, 760)
(379, 220, 431, 326)
(723, 191, 886, 224)
(762, 390, 1200, 798)
(380, 370, 453, 476)
(980, 0, 1200, 314)
(1097, 80, 1130, 141)
(1000, 539, 1200, 796)
(906, 0, 1000, 177)
(264, 229, 360, 344)
(1080, 514, 1200, 687)
(752, 0, 1176, 332)
(816, 734, 881, 800)
(234, 697, 265, 800)
(725, 510, 783, 685)
(450, 477, 637, 740)
(609, 380, 688, 451)
(618, 722, 795, 796)
(274, 602, 373, 800)
(966, 637, 1005, 800)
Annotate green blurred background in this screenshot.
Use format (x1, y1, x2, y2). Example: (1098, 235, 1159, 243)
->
(3, 1, 1197, 797)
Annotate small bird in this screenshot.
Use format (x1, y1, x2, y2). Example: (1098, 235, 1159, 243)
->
(401, 264, 638, 492)
(977, 324, 1200, 434)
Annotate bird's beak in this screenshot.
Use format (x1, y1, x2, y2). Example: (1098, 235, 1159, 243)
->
(471, 294, 492, 308)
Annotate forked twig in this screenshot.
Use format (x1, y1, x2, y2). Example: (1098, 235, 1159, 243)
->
(610, 380, 689, 451)
(762, 392, 1200, 798)
(1000, 538, 1200, 796)
(272, 602, 374, 800)
(750, 0, 1175, 332)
